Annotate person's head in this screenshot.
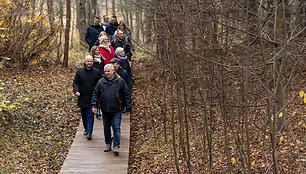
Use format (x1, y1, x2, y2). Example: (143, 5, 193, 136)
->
(118, 24, 126, 31)
(99, 35, 110, 45)
(94, 17, 100, 25)
(104, 64, 115, 80)
(90, 46, 100, 58)
(115, 47, 125, 57)
(103, 15, 109, 22)
(119, 20, 126, 25)
(110, 58, 119, 71)
(110, 16, 117, 24)
(84, 55, 94, 69)
(116, 30, 124, 38)
(98, 31, 107, 38)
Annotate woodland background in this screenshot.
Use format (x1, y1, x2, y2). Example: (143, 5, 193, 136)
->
(0, 0, 305, 173)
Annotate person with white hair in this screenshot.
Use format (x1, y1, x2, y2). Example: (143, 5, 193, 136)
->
(73, 55, 102, 140)
(91, 64, 131, 156)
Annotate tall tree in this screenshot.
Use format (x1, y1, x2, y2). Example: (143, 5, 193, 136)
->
(78, 0, 87, 45)
(63, 0, 71, 67)
(112, 0, 115, 15)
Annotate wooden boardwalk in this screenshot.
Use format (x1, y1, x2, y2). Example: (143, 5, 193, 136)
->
(60, 114, 130, 174)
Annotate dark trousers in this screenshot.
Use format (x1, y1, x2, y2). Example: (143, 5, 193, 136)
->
(80, 107, 94, 134)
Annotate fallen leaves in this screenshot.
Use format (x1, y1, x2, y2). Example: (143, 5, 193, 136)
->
(0, 65, 80, 173)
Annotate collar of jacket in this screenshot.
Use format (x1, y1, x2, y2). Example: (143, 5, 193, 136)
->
(103, 73, 119, 82)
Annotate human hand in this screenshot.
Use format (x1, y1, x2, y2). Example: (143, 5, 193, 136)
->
(92, 107, 97, 114)
(75, 92, 80, 96)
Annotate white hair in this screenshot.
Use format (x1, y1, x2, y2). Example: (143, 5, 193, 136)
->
(104, 64, 114, 70)
(84, 55, 93, 61)
(115, 47, 124, 54)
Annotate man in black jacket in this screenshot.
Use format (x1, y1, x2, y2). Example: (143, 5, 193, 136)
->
(85, 17, 104, 52)
(92, 64, 131, 156)
(110, 58, 132, 91)
(73, 55, 102, 140)
(111, 30, 133, 60)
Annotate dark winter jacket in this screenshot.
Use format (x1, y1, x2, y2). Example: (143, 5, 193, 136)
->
(116, 66, 132, 91)
(111, 36, 132, 59)
(114, 54, 134, 82)
(92, 74, 131, 112)
(105, 22, 119, 37)
(73, 66, 102, 107)
(85, 24, 104, 51)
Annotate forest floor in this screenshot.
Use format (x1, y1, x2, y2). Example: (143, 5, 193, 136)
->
(0, 65, 80, 173)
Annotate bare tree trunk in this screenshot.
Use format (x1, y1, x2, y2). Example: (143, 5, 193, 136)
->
(63, 0, 71, 67)
(105, 0, 108, 16)
(56, 0, 64, 64)
(91, 0, 98, 19)
(47, 0, 55, 31)
(135, 1, 140, 43)
(86, 0, 91, 24)
(274, 0, 287, 132)
(112, 0, 115, 16)
(243, 0, 252, 172)
(78, 0, 87, 45)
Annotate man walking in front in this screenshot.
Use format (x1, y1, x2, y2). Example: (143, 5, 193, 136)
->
(92, 64, 131, 156)
(73, 55, 101, 140)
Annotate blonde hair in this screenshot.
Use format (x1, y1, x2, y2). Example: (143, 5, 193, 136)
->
(99, 35, 110, 43)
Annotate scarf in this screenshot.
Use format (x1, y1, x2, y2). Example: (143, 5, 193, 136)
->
(99, 42, 112, 54)
(94, 55, 102, 63)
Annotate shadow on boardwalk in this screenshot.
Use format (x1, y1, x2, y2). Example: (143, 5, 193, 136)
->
(60, 114, 130, 174)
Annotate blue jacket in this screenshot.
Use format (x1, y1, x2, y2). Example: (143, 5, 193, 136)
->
(85, 24, 103, 49)
(92, 73, 131, 112)
(105, 22, 119, 37)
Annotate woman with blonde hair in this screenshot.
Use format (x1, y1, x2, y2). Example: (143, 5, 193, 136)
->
(98, 35, 115, 65)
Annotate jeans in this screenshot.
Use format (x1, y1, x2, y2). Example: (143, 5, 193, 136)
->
(102, 112, 122, 147)
(80, 107, 94, 134)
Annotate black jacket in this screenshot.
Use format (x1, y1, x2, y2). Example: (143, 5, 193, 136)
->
(116, 66, 132, 90)
(119, 59, 134, 81)
(111, 36, 132, 58)
(85, 24, 104, 50)
(92, 74, 131, 112)
(73, 66, 102, 107)
(105, 22, 119, 37)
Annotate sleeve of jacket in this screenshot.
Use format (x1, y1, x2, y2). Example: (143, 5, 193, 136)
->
(126, 61, 134, 79)
(121, 79, 131, 112)
(73, 71, 80, 93)
(91, 81, 101, 108)
(123, 72, 132, 91)
(85, 26, 90, 44)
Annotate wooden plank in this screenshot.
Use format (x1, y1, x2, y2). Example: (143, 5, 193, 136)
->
(60, 114, 130, 174)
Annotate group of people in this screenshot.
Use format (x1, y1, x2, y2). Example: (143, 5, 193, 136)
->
(73, 15, 135, 156)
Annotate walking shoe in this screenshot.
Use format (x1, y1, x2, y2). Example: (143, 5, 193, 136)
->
(87, 134, 92, 140)
(104, 144, 111, 152)
(113, 146, 119, 156)
(83, 130, 88, 135)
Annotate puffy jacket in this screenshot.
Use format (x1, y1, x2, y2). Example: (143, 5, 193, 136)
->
(73, 66, 102, 107)
(92, 74, 131, 112)
(85, 24, 104, 50)
(98, 45, 115, 65)
(111, 36, 132, 59)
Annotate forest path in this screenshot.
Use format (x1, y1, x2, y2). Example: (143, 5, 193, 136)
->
(59, 114, 130, 174)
